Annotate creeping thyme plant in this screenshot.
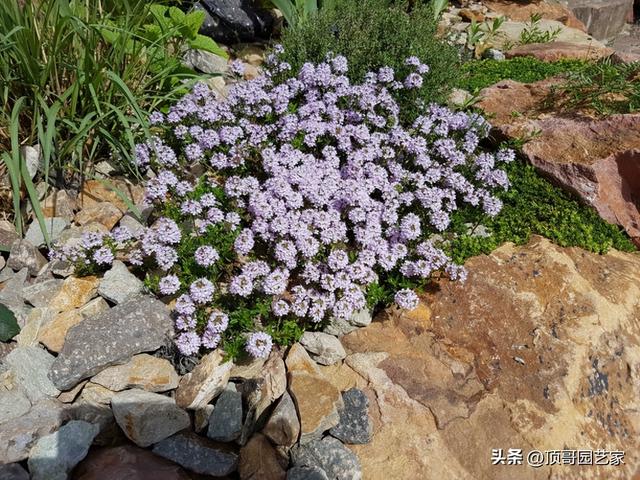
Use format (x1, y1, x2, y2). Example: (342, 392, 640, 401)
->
(51, 48, 514, 359)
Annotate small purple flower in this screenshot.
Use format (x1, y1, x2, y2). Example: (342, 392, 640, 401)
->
(245, 331, 273, 358)
(207, 311, 229, 334)
(230, 59, 245, 76)
(194, 245, 219, 267)
(201, 330, 221, 349)
(189, 278, 215, 304)
(394, 288, 419, 310)
(272, 299, 290, 317)
(176, 331, 201, 356)
(234, 229, 254, 255)
(175, 294, 196, 316)
(92, 247, 114, 265)
(159, 274, 181, 295)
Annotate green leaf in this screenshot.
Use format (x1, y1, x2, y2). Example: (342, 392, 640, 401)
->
(189, 35, 228, 58)
(0, 303, 20, 341)
(169, 6, 186, 25)
(185, 10, 206, 37)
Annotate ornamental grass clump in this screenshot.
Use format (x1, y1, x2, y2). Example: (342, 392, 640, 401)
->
(52, 49, 514, 359)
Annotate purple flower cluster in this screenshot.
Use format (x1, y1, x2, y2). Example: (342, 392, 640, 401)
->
(57, 50, 513, 358)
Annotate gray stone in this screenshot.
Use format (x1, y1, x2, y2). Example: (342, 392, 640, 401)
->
(329, 388, 372, 444)
(119, 214, 146, 237)
(49, 296, 173, 390)
(70, 400, 124, 446)
(287, 466, 329, 480)
(0, 220, 20, 249)
(5, 346, 60, 402)
(0, 372, 31, 424)
(207, 384, 243, 442)
(325, 309, 372, 336)
(15, 307, 55, 346)
(97, 260, 144, 304)
(300, 332, 346, 366)
(349, 309, 372, 328)
(292, 436, 362, 480)
(183, 49, 228, 74)
(567, 0, 634, 40)
(90, 354, 179, 393)
(152, 431, 239, 476)
(263, 390, 300, 447)
(25, 217, 69, 247)
(0, 255, 5, 272)
(22, 278, 63, 307)
(7, 239, 47, 276)
(22, 145, 40, 179)
(0, 399, 69, 463)
(0, 267, 28, 306)
(111, 389, 191, 447)
(482, 48, 505, 61)
(0, 463, 30, 480)
(28, 420, 99, 480)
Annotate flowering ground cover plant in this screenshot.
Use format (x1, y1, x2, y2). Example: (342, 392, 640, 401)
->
(52, 48, 514, 359)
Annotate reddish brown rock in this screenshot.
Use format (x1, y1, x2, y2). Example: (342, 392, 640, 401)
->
(72, 445, 193, 480)
(506, 41, 614, 61)
(334, 237, 640, 479)
(78, 179, 145, 214)
(478, 80, 640, 245)
(74, 202, 123, 231)
(484, 0, 587, 31)
(238, 433, 286, 480)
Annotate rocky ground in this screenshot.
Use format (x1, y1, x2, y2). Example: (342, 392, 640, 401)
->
(0, 0, 639, 479)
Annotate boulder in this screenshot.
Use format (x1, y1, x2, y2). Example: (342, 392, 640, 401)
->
(492, 19, 605, 50)
(505, 41, 614, 61)
(566, 0, 634, 40)
(152, 431, 239, 476)
(28, 420, 99, 480)
(49, 296, 173, 390)
(97, 260, 144, 304)
(196, 0, 275, 44)
(332, 236, 640, 479)
(90, 354, 179, 393)
(291, 436, 362, 480)
(111, 389, 191, 447)
(484, 0, 587, 31)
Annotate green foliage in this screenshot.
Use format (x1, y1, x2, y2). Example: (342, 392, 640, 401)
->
(277, 0, 460, 121)
(269, 0, 326, 27)
(0, 303, 20, 341)
(0, 0, 223, 231)
(548, 58, 640, 115)
(466, 16, 506, 58)
(458, 57, 587, 93)
(518, 13, 562, 45)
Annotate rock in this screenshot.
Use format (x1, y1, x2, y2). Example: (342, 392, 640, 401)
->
(194, 404, 215, 433)
(97, 260, 144, 304)
(70, 400, 123, 446)
(239, 433, 286, 480)
(505, 40, 614, 61)
(78, 179, 144, 214)
(22, 145, 40, 179)
(75, 202, 123, 230)
(39, 297, 110, 353)
(0, 371, 31, 424)
(288, 371, 343, 444)
(22, 278, 63, 307)
(231, 356, 266, 380)
(25, 217, 69, 246)
(492, 19, 604, 50)
(459, 7, 484, 22)
(567, 0, 634, 40)
(477, 81, 640, 245)
(447, 88, 474, 109)
(79, 382, 118, 405)
(242, 63, 260, 80)
(0, 220, 20, 249)
(0, 399, 68, 463)
(152, 431, 239, 476)
(111, 389, 190, 447)
(292, 436, 362, 480)
(485, 0, 587, 31)
(72, 445, 193, 480)
(49, 275, 100, 312)
(287, 466, 329, 480)
(57, 380, 87, 403)
(175, 350, 233, 409)
(90, 354, 179, 392)
(300, 332, 346, 366)
(5, 346, 60, 402)
(329, 388, 372, 444)
(7, 239, 47, 276)
(207, 384, 243, 442)
(0, 463, 29, 480)
(262, 391, 300, 447)
(183, 49, 228, 74)
(324, 309, 372, 336)
(15, 307, 55, 346)
(236, 44, 265, 65)
(118, 214, 145, 238)
(482, 48, 505, 60)
(42, 189, 76, 220)
(285, 343, 322, 375)
(196, 0, 275, 44)
(49, 296, 173, 390)
(28, 420, 99, 480)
